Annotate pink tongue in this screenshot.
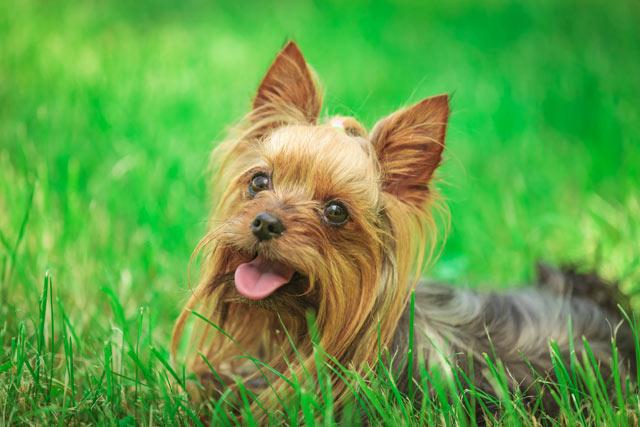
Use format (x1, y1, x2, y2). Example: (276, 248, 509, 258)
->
(234, 256, 295, 300)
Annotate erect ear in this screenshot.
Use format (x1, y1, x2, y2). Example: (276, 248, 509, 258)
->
(252, 41, 322, 125)
(370, 94, 449, 207)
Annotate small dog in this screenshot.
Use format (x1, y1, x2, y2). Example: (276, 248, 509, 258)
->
(172, 41, 634, 416)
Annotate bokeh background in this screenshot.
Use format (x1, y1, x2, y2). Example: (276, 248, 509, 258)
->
(1, 0, 639, 342)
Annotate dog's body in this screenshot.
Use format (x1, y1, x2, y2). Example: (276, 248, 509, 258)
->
(172, 42, 634, 416)
(393, 267, 634, 410)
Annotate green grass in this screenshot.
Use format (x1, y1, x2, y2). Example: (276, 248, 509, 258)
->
(1, 0, 640, 424)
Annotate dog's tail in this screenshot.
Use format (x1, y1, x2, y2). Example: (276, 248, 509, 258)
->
(535, 262, 633, 316)
(535, 261, 636, 373)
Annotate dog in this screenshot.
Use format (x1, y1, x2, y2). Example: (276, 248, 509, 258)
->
(172, 41, 635, 418)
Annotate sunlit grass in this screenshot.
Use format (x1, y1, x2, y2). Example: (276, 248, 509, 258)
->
(2, 278, 640, 425)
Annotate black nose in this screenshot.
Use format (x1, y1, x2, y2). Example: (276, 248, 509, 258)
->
(251, 212, 284, 241)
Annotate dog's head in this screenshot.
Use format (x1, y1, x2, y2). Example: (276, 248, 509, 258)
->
(176, 41, 449, 381)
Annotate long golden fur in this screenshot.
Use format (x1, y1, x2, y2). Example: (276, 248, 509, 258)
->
(172, 41, 634, 418)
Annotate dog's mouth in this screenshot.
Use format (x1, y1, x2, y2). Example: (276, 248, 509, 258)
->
(233, 255, 296, 300)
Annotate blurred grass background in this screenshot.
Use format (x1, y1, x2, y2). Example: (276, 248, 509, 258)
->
(1, 0, 640, 414)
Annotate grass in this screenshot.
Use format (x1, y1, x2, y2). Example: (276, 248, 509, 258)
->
(1, 0, 640, 424)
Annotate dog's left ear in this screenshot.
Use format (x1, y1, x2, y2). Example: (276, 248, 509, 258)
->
(252, 41, 322, 125)
(371, 94, 449, 207)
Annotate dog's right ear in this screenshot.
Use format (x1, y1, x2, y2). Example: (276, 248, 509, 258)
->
(371, 94, 449, 208)
(252, 41, 322, 126)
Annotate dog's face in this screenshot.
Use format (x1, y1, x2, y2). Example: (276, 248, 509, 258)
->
(216, 123, 380, 306)
(206, 42, 450, 321)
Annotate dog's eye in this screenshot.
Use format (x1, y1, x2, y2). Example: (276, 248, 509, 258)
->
(249, 173, 270, 197)
(323, 200, 349, 225)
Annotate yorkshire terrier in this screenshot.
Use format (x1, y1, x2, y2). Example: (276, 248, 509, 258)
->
(172, 41, 635, 416)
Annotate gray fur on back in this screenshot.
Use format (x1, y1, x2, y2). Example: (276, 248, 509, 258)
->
(391, 271, 635, 413)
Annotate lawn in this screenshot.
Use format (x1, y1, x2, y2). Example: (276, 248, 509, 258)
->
(1, 0, 640, 424)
